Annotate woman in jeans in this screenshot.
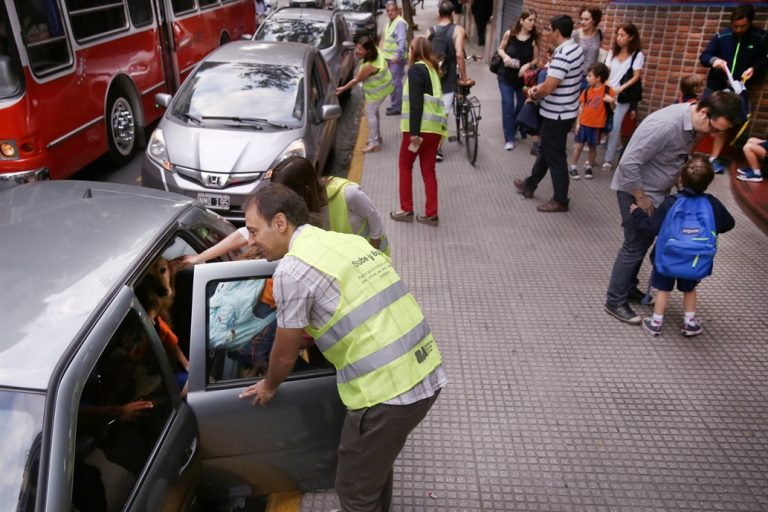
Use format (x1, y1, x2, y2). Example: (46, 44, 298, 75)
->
(496, 10, 539, 151)
(603, 23, 644, 170)
(337, 36, 394, 153)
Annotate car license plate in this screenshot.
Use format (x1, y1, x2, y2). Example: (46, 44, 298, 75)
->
(197, 192, 230, 211)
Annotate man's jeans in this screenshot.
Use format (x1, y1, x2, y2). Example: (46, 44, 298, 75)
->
(523, 116, 574, 205)
(388, 59, 406, 111)
(605, 191, 655, 306)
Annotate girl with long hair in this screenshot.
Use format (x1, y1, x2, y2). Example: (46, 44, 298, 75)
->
(496, 10, 539, 151)
(603, 22, 644, 170)
(336, 36, 394, 153)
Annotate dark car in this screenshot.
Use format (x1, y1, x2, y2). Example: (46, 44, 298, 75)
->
(0, 181, 344, 510)
(254, 7, 356, 88)
(334, 0, 378, 41)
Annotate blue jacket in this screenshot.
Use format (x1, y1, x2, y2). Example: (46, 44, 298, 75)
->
(699, 26, 768, 91)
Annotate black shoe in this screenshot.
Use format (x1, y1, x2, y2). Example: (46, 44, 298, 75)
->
(436, 149, 444, 162)
(385, 108, 401, 116)
(604, 303, 641, 325)
(628, 287, 655, 305)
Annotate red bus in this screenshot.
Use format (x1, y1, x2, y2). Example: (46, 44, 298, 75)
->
(0, 0, 255, 188)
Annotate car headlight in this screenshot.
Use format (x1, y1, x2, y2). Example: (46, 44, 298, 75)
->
(269, 139, 307, 170)
(147, 129, 172, 171)
(365, 21, 375, 29)
(0, 141, 18, 159)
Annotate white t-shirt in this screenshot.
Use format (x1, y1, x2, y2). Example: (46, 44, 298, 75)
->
(605, 50, 645, 89)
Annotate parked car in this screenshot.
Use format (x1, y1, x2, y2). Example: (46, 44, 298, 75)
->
(0, 180, 344, 511)
(334, 0, 378, 41)
(141, 40, 341, 222)
(253, 7, 356, 88)
(289, 0, 324, 8)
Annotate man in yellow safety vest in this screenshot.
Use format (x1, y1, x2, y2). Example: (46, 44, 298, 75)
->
(382, 0, 408, 116)
(240, 183, 445, 512)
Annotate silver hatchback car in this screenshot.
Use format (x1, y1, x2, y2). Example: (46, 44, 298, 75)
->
(141, 41, 342, 222)
(0, 181, 344, 511)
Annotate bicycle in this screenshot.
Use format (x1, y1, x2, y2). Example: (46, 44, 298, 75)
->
(451, 55, 482, 165)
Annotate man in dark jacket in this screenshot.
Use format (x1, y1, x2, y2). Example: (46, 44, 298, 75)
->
(698, 3, 768, 173)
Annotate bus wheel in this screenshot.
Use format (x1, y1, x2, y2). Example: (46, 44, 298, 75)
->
(106, 91, 136, 166)
(220, 32, 230, 46)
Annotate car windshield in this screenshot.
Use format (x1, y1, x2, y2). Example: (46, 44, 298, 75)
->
(171, 62, 305, 128)
(255, 19, 333, 49)
(335, 0, 374, 12)
(0, 389, 45, 511)
(0, 2, 24, 99)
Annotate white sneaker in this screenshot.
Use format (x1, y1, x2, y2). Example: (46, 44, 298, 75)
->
(602, 162, 612, 171)
(505, 142, 515, 151)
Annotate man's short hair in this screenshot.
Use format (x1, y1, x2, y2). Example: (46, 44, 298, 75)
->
(550, 15, 574, 39)
(385, 0, 397, 8)
(438, 0, 454, 17)
(244, 183, 309, 227)
(731, 3, 755, 23)
(698, 90, 742, 126)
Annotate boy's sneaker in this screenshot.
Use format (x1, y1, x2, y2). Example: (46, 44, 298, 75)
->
(737, 169, 763, 182)
(569, 166, 580, 180)
(584, 165, 593, 179)
(681, 320, 703, 337)
(642, 318, 662, 337)
(736, 167, 750, 176)
(711, 159, 726, 174)
(602, 162, 612, 171)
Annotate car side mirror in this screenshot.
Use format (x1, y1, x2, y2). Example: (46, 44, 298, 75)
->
(320, 104, 342, 122)
(240, 33, 253, 40)
(155, 93, 172, 109)
(342, 41, 355, 51)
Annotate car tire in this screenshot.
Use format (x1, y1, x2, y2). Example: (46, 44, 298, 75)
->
(106, 90, 137, 167)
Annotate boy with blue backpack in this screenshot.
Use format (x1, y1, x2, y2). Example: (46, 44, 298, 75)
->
(629, 156, 735, 337)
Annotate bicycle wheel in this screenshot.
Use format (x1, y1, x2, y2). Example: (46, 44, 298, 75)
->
(464, 105, 478, 165)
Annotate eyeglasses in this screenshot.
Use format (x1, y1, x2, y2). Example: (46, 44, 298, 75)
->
(708, 118, 730, 134)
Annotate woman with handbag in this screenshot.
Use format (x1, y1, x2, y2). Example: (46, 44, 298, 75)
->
(602, 23, 644, 170)
(496, 10, 539, 151)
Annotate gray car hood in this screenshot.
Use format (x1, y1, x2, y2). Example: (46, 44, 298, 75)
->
(163, 120, 302, 174)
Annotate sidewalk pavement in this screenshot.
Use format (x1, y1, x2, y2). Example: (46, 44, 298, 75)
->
(303, 4, 768, 509)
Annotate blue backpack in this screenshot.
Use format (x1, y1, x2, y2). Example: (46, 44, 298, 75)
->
(654, 194, 717, 281)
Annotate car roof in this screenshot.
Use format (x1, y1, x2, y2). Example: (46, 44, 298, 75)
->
(0, 181, 197, 391)
(269, 7, 335, 22)
(207, 40, 313, 67)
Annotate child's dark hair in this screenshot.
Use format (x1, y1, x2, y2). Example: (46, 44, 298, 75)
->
(588, 62, 609, 82)
(679, 74, 704, 98)
(679, 155, 714, 194)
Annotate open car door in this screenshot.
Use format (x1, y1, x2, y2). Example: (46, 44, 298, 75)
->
(188, 259, 345, 501)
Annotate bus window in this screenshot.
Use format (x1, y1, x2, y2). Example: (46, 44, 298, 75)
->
(127, 0, 153, 27)
(65, 0, 129, 42)
(13, 0, 72, 76)
(171, 0, 196, 15)
(199, 0, 220, 8)
(0, 3, 23, 99)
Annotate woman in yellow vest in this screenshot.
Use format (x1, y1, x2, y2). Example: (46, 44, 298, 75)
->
(390, 36, 448, 227)
(179, 157, 388, 266)
(336, 36, 394, 153)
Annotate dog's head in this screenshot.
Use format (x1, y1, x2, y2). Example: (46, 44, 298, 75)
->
(146, 256, 175, 299)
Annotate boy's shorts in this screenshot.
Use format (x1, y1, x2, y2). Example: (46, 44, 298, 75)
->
(575, 125, 600, 146)
(759, 139, 768, 151)
(651, 269, 699, 293)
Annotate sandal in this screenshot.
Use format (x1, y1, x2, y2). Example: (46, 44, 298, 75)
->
(362, 144, 380, 153)
(390, 210, 414, 222)
(416, 215, 439, 226)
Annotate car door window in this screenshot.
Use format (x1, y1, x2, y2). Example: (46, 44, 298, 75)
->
(310, 60, 325, 119)
(205, 275, 332, 385)
(71, 310, 174, 512)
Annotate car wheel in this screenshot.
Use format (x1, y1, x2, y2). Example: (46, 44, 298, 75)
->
(106, 90, 136, 167)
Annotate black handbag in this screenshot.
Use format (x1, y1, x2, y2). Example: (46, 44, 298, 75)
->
(489, 54, 503, 75)
(618, 52, 642, 104)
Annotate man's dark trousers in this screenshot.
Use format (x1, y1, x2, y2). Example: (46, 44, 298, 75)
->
(605, 191, 656, 307)
(523, 117, 574, 204)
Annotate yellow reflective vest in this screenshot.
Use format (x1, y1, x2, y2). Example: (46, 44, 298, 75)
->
(287, 226, 441, 409)
(325, 176, 390, 255)
(382, 15, 407, 61)
(362, 52, 394, 102)
(400, 61, 448, 137)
